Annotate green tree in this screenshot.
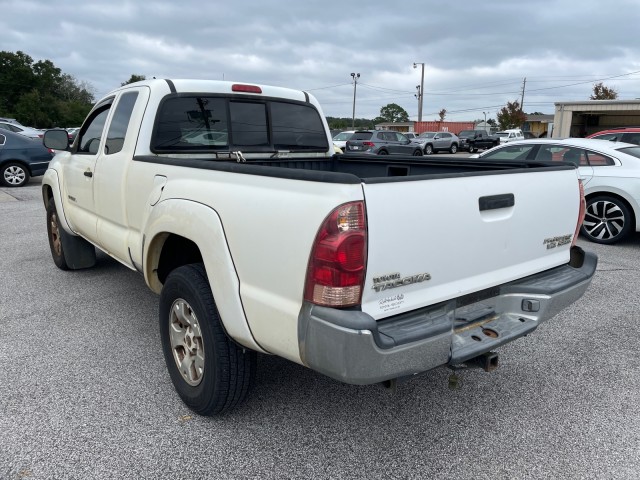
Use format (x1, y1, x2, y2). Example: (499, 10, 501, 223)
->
(590, 82, 618, 100)
(378, 103, 409, 123)
(438, 108, 447, 122)
(496, 100, 527, 130)
(0, 51, 36, 115)
(121, 74, 146, 86)
(0, 50, 94, 127)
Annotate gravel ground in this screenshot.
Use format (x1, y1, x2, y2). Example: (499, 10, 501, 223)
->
(1, 180, 639, 480)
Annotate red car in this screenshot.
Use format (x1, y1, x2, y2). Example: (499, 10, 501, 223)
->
(587, 127, 640, 145)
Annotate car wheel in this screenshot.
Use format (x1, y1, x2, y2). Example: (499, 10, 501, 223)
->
(412, 149, 423, 156)
(581, 196, 633, 244)
(1, 162, 30, 187)
(378, 150, 388, 155)
(160, 263, 256, 415)
(47, 201, 69, 270)
(424, 144, 433, 155)
(450, 143, 458, 154)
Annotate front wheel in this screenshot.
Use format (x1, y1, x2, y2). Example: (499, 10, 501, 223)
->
(412, 149, 423, 156)
(449, 143, 458, 154)
(424, 144, 433, 155)
(581, 196, 633, 244)
(159, 264, 256, 415)
(47, 201, 69, 270)
(1, 162, 30, 187)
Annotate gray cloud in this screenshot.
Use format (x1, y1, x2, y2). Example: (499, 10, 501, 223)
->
(2, 0, 639, 121)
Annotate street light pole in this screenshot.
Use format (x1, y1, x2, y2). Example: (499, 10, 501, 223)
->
(413, 62, 425, 122)
(350, 72, 360, 128)
(483, 111, 487, 132)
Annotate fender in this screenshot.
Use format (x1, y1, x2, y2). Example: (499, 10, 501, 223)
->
(42, 168, 75, 236)
(142, 198, 265, 353)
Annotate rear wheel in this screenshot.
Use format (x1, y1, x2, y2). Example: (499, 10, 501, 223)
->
(159, 263, 256, 415)
(377, 149, 388, 155)
(450, 143, 458, 154)
(581, 195, 633, 244)
(424, 144, 433, 155)
(1, 162, 30, 187)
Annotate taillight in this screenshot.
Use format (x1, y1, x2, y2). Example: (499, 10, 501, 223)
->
(572, 179, 586, 246)
(363, 141, 375, 147)
(304, 201, 367, 307)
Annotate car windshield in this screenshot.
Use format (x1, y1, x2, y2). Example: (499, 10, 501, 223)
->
(458, 131, 474, 137)
(350, 132, 373, 140)
(418, 132, 436, 138)
(495, 132, 508, 138)
(618, 147, 640, 159)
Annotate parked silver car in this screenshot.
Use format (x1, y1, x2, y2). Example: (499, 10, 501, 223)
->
(0, 121, 43, 139)
(412, 131, 460, 154)
(344, 130, 423, 156)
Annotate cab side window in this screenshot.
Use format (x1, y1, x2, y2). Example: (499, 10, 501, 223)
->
(105, 92, 139, 155)
(78, 106, 111, 154)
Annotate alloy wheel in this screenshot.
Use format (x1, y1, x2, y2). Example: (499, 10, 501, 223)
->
(169, 298, 205, 386)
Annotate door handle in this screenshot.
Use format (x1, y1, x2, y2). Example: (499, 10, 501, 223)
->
(84, 170, 93, 178)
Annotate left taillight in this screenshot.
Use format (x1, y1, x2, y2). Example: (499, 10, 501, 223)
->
(572, 179, 586, 246)
(304, 201, 367, 307)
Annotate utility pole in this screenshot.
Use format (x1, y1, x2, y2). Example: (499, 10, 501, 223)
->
(350, 72, 360, 128)
(483, 111, 488, 132)
(413, 62, 425, 122)
(520, 77, 527, 111)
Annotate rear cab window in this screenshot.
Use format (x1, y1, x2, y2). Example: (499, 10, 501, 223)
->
(151, 95, 328, 154)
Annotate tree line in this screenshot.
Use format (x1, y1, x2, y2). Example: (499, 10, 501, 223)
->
(0, 50, 96, 128)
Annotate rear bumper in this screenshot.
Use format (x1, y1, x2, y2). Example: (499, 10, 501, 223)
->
(298, 247, 597, 385)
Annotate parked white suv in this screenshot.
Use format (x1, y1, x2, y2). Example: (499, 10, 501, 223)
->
(495, 129, 524, 144)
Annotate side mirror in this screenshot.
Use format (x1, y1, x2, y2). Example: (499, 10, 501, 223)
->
(43, 129, 70, 151)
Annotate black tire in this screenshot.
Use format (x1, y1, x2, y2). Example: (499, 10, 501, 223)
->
(378, 149, 388, 155)
(1, 162, 30, 187)
(581, 195, 633, 244)
(159, 263, 256, 415)
(47, 201, 70, 270)
(412, 149, 423, 156)
(450, 143, 458, 154)
(46, 200, 96, 270)
(424, 144, 433, 155)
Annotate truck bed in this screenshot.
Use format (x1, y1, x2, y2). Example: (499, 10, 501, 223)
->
(134, 153, 573, 184)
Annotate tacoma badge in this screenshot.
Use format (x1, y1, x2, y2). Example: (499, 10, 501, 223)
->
(372, 272, 431, 292)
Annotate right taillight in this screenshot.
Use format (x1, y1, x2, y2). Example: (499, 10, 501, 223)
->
(304, 201, 367, 307)
(573, 179, 586, 246)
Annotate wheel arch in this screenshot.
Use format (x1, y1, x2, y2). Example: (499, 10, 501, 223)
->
(143, 198, 264, 352)
(41, 168, 75, 235)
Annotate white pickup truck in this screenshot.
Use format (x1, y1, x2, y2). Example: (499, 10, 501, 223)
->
(42, 79, 597, 415)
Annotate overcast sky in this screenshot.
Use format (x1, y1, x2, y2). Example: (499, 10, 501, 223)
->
(3, 0, 640, 122)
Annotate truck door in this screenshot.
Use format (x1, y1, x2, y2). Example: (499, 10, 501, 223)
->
(61, 98, 114, 239)
(93, 87, 150, 267)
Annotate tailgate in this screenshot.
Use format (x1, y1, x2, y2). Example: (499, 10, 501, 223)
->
(360, 168, 581, 319)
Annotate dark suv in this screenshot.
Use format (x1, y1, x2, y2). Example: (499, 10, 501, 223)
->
(587, 127, 640, 145)
(345, 130, 423, 156)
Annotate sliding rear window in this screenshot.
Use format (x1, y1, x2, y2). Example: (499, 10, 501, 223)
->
(151, 95, 328, 153)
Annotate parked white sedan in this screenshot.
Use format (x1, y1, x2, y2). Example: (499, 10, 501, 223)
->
(471, 138, 640, 244)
